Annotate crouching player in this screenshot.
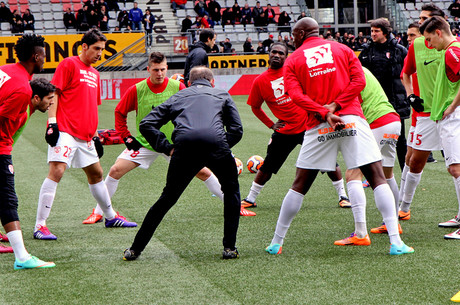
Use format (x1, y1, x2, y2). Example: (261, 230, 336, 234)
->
(334, 67, 402, 246)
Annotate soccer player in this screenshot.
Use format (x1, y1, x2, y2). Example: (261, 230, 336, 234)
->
(265, 17, 413, 256)
(123, 66, 243, 260)
(334, 67, 402, 245)
(241, 42, 351, 210)
(420, 16, 460, 239)
(82, 52, 252, 223)
(0, 229, 11, 253)
(398, 4, 446, 225)
(0, 33, 55, 269)
(34, 28, 137, 240)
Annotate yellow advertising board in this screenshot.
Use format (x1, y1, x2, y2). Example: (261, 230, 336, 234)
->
(209, 54, 270, 69)
(0, 33, 144, 69)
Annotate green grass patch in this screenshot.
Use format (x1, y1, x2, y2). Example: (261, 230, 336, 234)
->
(1, 96, 458, 304)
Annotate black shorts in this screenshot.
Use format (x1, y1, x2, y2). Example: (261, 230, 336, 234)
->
(260, 131, 304, 175)
(0, 155, 19, 225)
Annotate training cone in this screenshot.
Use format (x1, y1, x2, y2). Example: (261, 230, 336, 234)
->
(451, 290, 460, 302)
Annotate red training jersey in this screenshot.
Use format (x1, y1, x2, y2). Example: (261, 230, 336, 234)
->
(51, 56, 101, 141)
(115, 77, 186, 139)
(247, 67, 307, 134)
(284, 37, 365, 130)
(0, 63, 33, 155)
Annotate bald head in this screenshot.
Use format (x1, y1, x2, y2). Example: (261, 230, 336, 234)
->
(292, 17, 319, 49)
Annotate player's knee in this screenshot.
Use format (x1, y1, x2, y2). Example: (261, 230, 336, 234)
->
(448, 165, 460, 178)
(195, 168, 211, 181)
(0, 207, 19, 226)
(48, 165, 65, 182)
(108, 165, 124, 180)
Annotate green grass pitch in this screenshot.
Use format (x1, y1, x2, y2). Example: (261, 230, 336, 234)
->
(1, 95, 459, 304)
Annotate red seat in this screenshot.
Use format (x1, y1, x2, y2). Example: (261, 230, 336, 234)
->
(20, 4, 29, 13)
(9, 0, 18, 5)
(9, 5, 18, 12)
(73, 3, 82, 11)
(63, 3, 72, 10)
(18, 0, 28, 4)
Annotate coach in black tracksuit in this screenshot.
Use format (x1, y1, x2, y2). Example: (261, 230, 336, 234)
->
(127, 66, 243, 259)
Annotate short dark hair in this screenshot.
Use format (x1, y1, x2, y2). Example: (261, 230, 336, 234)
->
(199, 29, 215, 43)
(14, 34, 45, 62)
(81, 28, 107, 47)
(420, 16, 451, 34)
(148, 52, 166, 65)
(270, 42, 288, 55)
(30, 78, 56, 99)
(189, 66, 213, 83)
(408, 22, 420, 30)
(370, 18, 392, 36)
(421, 3, 445, 18)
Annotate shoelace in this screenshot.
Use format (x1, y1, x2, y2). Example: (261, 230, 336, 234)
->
(40, 226, 51, 235)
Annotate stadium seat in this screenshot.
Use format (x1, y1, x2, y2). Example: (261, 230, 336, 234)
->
(247, 0, 256, 6)
(279, 0, 288, 6)
(267, 24, 276, 32)
(9, 4, 18, 11)
(259, 32, 268, 41)
(108, 11, 115, 19)
(67, 28, 77, 34)
(71, 0, 81, 3)
(44, 20, 54, 28)
(108, 19, 117, 28)
(24, 30, 34, 34)
(245, 23, 255, 31)
(51, 3, 63, 11)
(409, 10, 418, 18)
(125, 2, 134, 10)
(34, 20, 43, 30)
(50, 0, 61, 3)
(56, 28, 67, 34)
(19, 0, 28, 4)
(55, 20, 65, 29)
(29, 0, 39, 3)
(234, 24, 244, 31)
(237, 33, 248, 42)
(0, 22, 10, 30)
(176, 9, 186, 18)
(63, 3, 72, 10)
(2, 30, 11, 36)
(42, 12, 53, 20)
(405, 3, 415, 11)
(9, 0, 18, 4)
(248, 32, 258, 41)
(185, 1, 194, 9)
(291, 6, 300, 14)
(61, 0, 71, 2)
(20, 5, 29, 12)
(73, 3, 82, 11)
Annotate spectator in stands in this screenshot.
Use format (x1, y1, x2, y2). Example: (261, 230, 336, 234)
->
(232, 2, 242, 23)
(243, 37, 255, 53)
(64, 7, 77, 29)
(253, 1, 266, 31)
(194, 0, 209, 17)
(207, 0, 221, 25)
(256, 41, 265, 54)
(22, 9, 35, 31)
(241, 3, 252, 25)
(83, 0, 94, 11)
(11, 10, 23, 34)
(113, 25, 121, 32)
(449, 0, 460, 18)
(143, 9, 155, 47)
(201, 14, 211, 28)
(220, 37, 232, 53)
(222, 7, 236, 29)
(210, 43, 220, 53)
(0, 2, 12, 23)
(98, 5, 110, 31)
(264, 4, 276, 24)
(297, 11, 306, 21)
(171, 0, 186, 14)
(262, 34, 274, 52)
(107, 0, 119, 12)
(118, 9, 130, 30)
(77, 5, 90, 31)
(95, 0, 109, 14)
(88, 8, 99, 28)
(277, 10, 291, 34)
(181, 15, 192, 34)
(283, 34, 295, 51)
(129, 1, 143, 31)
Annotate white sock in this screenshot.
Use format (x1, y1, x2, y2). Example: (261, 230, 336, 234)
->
(89, 181, 116, 220)
(332, 178, 347, 200)
(347, 180, 367, 238)
(35, 178, 58, 231)
(272, 189, 304, 245)
(94, 175, 120, 215)
(374, 184, 402, 246)
(7, 230, 30, 261)
(401, 171, 422, 212)
(246, 181, 264, 203)
(386, 176, 400, 217)
(454, 176, 460, 218)
(203, 173, 223, 201)
(399, 163, 409, 203)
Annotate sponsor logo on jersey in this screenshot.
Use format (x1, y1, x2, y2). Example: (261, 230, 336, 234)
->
(449, 48, 460, 63)
(8, 164, 14, 174)
(0, 69, 11, 88)
(304, 44, 334, 68)
(271, 76, 285, 98)
(54, 147, 61, 154)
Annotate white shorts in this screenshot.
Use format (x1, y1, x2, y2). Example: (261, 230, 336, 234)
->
(407, 125, 416, 148)
(412, 116, 441, 151)
(297, 115, 382, 171)
(47, 132, 99, 169)
(117, 146, 170, 169)
(372, 121, 401, 168)
(437, 106, 460, 167)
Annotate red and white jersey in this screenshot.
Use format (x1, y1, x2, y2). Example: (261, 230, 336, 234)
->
(0, 63, 32, 155)
(247, 67, 307, 134)
(51, 56, 101, 141)
(284, 36, 365, 130)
